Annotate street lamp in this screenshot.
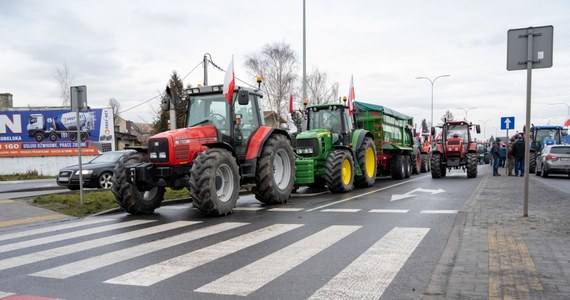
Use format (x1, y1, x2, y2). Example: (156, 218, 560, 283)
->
(457, 107, 477, 120)
(549, 102, 570, 116)
(416, 75, 450, 128)
(478, 119, 491, 140)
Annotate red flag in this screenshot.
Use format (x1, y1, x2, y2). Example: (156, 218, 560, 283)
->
(348, 75, 355, 116)
(223, 57, 235, 103)
(564, 118, 570, 127)
(289, 92, 294, 114)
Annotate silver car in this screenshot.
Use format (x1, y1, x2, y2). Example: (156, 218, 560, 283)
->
(535, 145, 570, 178)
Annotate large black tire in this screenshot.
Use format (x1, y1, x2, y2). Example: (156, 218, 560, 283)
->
(412, 153, 421, 175)
(189, 148, 240, 216)
(466, 153, 478, 178)
(431, 153, 442, 178)
(529, 152, 537, 174)
(251, 134, 295, 204)
(420, 153, 429, 173)
(404, 155, 412, 178)
(325, 149, 355, 193)
(112, 152, 165, 214)
(354, 137, 377, 188)
(390, 154, 405, 180)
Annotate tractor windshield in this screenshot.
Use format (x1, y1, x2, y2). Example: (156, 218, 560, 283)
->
(535, 128, 558, 145)
(307, 106, 344, 133)
(186, 94, 230, 135)
(446, 124, 468, 140)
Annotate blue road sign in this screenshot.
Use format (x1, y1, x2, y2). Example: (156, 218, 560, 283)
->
(501, 117, 515, 130)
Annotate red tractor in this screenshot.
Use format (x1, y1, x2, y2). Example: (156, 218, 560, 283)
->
(430, 120, 481, 178)
(112, 84, 295, 216)
(415, 131, 432, 173)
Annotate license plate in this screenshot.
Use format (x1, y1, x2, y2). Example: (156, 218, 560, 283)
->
(561, 157, 570, 161)
(59, 177, 69, 182)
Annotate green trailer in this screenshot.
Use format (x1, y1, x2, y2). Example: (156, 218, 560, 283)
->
(294, 103, 377, 193)
(353, 101, 420, 179)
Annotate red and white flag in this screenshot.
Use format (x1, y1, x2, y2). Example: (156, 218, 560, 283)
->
(222, 56, 235, 103)
(289, 91, 294, 114)
(348, 75, 355, 116)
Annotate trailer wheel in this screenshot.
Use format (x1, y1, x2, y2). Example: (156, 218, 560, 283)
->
(34, 132, 44, 143)
(252, 134, 295, 204)
(48, 132, 58, 142)
(390, 154, 405, 179)
(354, 137, 377, 188)
(431, 153, 442, 178)
(80, 132, 88, 141)
(466, 153, 478, 178)
(404, 155, 412, 178)
(529, 152, 537, 173)
(325, 149, 355, 193)
(190, 148, 239, 216)
(112, 152, 165, 214)
(420, 153, 429, 173)
(69, 132, 77, 141)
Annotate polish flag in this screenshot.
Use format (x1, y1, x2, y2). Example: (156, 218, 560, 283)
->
(348, 75, 355, 116)
(223, 57, 235, 103)
(289, 91, 294, 114)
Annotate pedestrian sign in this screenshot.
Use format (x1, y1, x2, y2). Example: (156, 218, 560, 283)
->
(501, 117, 515, 130)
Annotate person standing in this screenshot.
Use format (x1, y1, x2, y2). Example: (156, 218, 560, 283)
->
(512, 136, 525, 176)
(499, 143, 507, 168)
(492, 138, 501, 176)
(506, 137, 515, 176)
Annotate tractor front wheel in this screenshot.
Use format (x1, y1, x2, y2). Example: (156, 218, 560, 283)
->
(466, 153, 478, 178)
(420, 153, 429, 173)
(529, 152, 537, 174)
(112, 152, 165, 214)
(354, 137, 377, 188)
(190, 148, 240, 216)
(431, 153, 443, 178)
(252, 134, 295, 204)
(325, 149, 355, 193)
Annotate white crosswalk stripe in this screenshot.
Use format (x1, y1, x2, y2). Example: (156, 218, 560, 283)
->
(308, 227, 430, 300)
(0, 218, 112, 242)
(0, 220, 198, 270)
(104, 223, 303, 286)
(32, 222, 248, 279)
(194, 225, 361, 296)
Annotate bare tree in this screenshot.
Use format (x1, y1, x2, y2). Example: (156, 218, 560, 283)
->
(307, 67, 338, 105)
(55, 63, 74, 106)
(108, 97, 121, 124)
(441, 110, 455, 123)
(245, 42, 298, 126)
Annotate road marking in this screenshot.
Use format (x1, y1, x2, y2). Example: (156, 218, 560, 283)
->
(233, 207, 263, 211)
(195, 225, 361, 296)
(321, 209, 361, 213)
(488, 225, 544, 299)
(0, 214, 68, 229)
(33, 222, 249, 279)
(306, 176, 425, 211)
(0, 221, 196, 270)
(0, 218, 112, 242)
(104, 224, 303, 286)
(391, 187, 446, 201)
(0, 219, 153, 253)
(420, 210, 458, 214)
(267, 208, 304, 212)
(309, 227, 430, 300)
(369, 209, 409, 213)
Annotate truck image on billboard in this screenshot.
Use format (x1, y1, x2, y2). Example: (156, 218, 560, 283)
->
(0, 108, 115, 157)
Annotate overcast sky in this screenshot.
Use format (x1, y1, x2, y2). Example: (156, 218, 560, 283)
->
(1, 0, 569, 139)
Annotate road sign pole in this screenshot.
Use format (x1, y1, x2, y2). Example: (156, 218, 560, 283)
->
(523, 29, 533, 217)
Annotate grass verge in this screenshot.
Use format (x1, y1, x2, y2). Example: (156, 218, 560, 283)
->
(0, 170, 53, 181)
(32, 188, 191, 217)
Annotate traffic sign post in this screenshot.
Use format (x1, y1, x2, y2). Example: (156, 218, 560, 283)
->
(507, 25, 553, 217)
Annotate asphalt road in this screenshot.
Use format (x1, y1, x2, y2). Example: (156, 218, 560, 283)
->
(0, 165, 564, 300)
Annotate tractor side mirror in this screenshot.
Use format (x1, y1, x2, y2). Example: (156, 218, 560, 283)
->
(476, 124, 481, 134)
(431, 127, 436, 137)
(238, 90, 249, 105)
(161, 86, 171, 111)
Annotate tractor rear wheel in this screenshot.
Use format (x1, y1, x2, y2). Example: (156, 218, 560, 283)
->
(404, 155, 412, 178)
(431, 153, 442, 178)
(420, 153, 429, 173)
(112, 152, 165, 214)
(466, 153, 478, 178)
(190, 148, 239, 216)
(529, 152, 537, 173)
(325, 149, 355, 193)
(390, 154, 405, 179)
(412, 153, 421, 175)
(252, 134, 295, 204)
(354, 137, 377, 188)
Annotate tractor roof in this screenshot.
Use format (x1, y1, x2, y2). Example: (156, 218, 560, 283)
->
(307, 103, 346, 109)
(443, 120, 473, 126)
(532, 125, 563, 130)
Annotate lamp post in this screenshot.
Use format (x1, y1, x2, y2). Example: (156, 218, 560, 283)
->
(416, 75, 450, 128)
(478, 119, 491, 140)
(457, 107, 477, 120)
(549, 102, 570, 116)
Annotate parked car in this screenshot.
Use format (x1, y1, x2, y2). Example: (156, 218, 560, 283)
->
(56, 150, 135, 190)
(535, 145, 570, 178)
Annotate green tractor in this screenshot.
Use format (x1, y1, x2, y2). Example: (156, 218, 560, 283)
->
(294, 102, 377, 193)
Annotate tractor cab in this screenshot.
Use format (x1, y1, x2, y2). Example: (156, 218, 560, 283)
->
(305, 104, 353, 146)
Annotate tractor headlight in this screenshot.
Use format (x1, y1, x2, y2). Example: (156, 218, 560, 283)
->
(296, 148, 313, 154)
(159, 152, 167, 159)
(150, 152, 158, 159)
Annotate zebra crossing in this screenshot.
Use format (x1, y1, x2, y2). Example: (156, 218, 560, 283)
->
(0, 217, 432, 299)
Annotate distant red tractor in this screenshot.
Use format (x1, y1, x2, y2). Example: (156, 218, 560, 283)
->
(430, 120, 481, 178)
(415, 131, 432, 173)
(112, 84, 295, 216)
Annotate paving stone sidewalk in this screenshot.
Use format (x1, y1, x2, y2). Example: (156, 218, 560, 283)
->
(425, 167, 570, 299)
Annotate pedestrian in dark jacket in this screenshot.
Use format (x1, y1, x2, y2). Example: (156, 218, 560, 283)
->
(499, 144, 507, 168)
(511, 136, 525, 176)
(492, 138, 501, 176)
